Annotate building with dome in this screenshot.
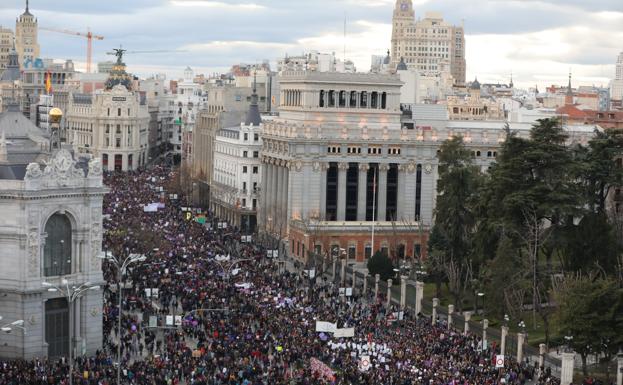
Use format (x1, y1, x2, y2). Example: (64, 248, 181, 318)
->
(65, 53, 149, 171)
(446, 77, 506, 121)
(0, 102, 106, 359)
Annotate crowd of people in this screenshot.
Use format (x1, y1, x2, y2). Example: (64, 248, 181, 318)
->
(0, 164, 564, 385)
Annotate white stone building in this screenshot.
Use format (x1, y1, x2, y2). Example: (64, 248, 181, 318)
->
(211, 89, 262, 233)
(391, 0, 466, 84)
(65, 84, 150, 171)
(0, 104, 105, 359)
(175, 67, 207, 155)
(260, 71, 598, 263)
(609, 51, 623, 102)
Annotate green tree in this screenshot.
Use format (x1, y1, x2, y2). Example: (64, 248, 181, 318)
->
(431, 136, 481, 310)
(554, 276, 623, 376)
(367, 251, 395, 281)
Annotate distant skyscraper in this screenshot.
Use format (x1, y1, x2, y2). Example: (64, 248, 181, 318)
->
(390, 0, 466, 84)
(610, 51, 623, 101)
(0, 27, 15, 70)
(15, 0, 40, 68)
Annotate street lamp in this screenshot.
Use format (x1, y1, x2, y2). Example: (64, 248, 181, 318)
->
(477, 292, 485, 315)
(504, 314, 510, 326)
(42, 279, 99, 385)
(564, 335, 574, 353)
(97, 252, 146, 385)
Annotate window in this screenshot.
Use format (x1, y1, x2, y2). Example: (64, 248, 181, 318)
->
(105, 124, 110, 134)
(243, 151, 248, 158)
(117, 108, 121, 116)
(364, 244, 372, 259)
(116, 138, 121, 148)
(253, 182, 258, 192)
(116, 125, 121, 134)
(244, 133, 248, 141)
(243, 166, 248, 173)
(242, 198, 246, 207)
(253, 151, 259, 158)
(43, 213, 72, 277)
(252, 166, 258, 174)
(252, 199, 257, 209)
(254, 133, 259, 141)
(243, 182, 247, 191)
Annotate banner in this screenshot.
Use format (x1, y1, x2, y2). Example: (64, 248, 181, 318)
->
(315, 321, 337, 333)
(143, 203, 159, 212)
(165, 315, 174, 326)
(149, 316, 157, 328)
(359, 355, 371, 372)
(334, 327, 355, 338)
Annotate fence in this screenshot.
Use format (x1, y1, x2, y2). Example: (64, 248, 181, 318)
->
(322, 261, 562, 377)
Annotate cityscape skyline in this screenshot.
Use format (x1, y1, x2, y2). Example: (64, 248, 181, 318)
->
(0, 0, 621, 88)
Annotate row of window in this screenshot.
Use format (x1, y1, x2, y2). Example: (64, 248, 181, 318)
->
(471, 150, 497, 158)
(319, 90, 388, 109)
(107, 107, 132, 117)
(328, 146, 400, 155)
(294, 241, 423, 260)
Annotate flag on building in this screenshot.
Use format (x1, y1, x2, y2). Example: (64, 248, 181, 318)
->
(45, 71, 52, 94)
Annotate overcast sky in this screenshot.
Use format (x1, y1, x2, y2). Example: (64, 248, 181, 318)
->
(1, 0, 622, 89)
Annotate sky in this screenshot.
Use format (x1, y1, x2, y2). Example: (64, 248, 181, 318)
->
(1, 0, 622, 89)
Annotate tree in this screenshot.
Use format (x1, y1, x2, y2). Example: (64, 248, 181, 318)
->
(554, 275, 623, 376)
(431, 136, 481, 310)
(367, 251, 395, 282)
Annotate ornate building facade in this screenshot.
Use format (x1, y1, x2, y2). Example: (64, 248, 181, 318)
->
(15, 1, 39, 68)
(0, 105, 106, 359)
(390, 0, 465, 84)
(260, 71, 597, 263)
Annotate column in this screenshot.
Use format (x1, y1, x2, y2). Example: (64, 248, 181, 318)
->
(396, 164, 407, 218)
(283, 165, 290, 228)
(374, 274, 380, 299)
(357, 163, 369, 221)
(386, 279, 393, 308)
(340, 258, 346, 286)
(447, 304, 454, 329)
(561, 351, 575, 385)
(270, 161, 278, 229)
(517, 333, 526, 363)
(415, 281, 424, 318)
(501, 326, 509, 356)
(463, 311, 471, 335)
(539, 343, 546, 376)
(400, 275, 407, 310)
(432, 298, 439, 325)
(319, 163, 328, 218)
(482, 319, 489, 351)
(377, 164, 388, 221)
(332, 258, 337, 280)
(337, 162, 348, 221)
(363, 271, 368, 292)
(260, 159, 268, 225)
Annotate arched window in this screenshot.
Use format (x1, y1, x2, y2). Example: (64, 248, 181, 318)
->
(371, 92, 378, 108)
(339, 91, 346, 107)
(381, 92, 387, 109)
(319, 90, 325, 107)
(43, 214, 72, 277)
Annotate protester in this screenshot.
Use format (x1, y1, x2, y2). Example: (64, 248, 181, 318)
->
(0, 164, 561, 385)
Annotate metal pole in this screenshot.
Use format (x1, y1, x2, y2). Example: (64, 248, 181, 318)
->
(68, 292, 73, 385)
(117, 277, 122, 385)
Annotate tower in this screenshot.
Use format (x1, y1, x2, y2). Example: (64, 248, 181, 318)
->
(565, 72, 574, 105)
(15, 0, 39, 68)
(391, 0, 415, 66)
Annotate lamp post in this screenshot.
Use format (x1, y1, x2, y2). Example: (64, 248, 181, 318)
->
(42, 279, 100, 385)
(477, 292, 485, 316)
(97, 252, 146, 385)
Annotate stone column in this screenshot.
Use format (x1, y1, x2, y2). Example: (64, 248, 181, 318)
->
(501, 326, 509, 356)
(432, 298, 439, 325)
(337, 162, 348, 221)
(400, 275, 407, 310)
(463, 311, 471, 335)
(616, 350, 623, 385)
(377, 164, 389, 221)
(396, 164, 407, 216)
(386, 279, 393, 308)
(351, 269, 356, 288)
(538, 343, 546, 376)
(415, 281, 424, 318)
(482, 319, 489, 351)
(340, 258, 346, 286)
(374, 274, 380, 299)
(363, 270, 368, 292)
(319, 162, 328, 218)
(331, 258, 337, 280)
(259, 159, 268, 224)
(357, 163, 369, 221)
(517, 333, 527, 364)
(561, 351, 575, 385)
(278, 164, 287, 225)
(270, 161, 278, 228)
(447, 304, 454, 329)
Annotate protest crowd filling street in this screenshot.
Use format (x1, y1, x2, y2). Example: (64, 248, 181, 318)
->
(0, 165, 561, 385)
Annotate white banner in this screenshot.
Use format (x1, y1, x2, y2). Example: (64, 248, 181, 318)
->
(315, 321, 337, 333)
(334, 327, 355, 338)
(359, 355, 371, 372)
(174, 315, 182, 326)
(165, 315, 174, 326)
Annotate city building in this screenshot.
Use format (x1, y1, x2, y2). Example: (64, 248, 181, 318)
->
(396, 57, 454, 104)
(277, 51, 356, 74)
(15, 1, 40, 68)
(97, 61, 115, 74)
(0, 102, 106, 359)
(174, 67, 207, 156)
(21, 59, 76, 119)
(446, 78, 507, 121)
(260, 71, 597, 263)
(0, 43, 21, 112)
(210, 85, 263, 233)
(610, 51, 623, 102)
(391, 1, 466, 84)
(65, 53, 149, 171)
(138, 74, 176, 160)
(0, 27, 14, 70)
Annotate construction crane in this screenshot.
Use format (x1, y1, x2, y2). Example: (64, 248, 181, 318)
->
(40, 27, 104, 73)
(106, 47, 188, 65)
